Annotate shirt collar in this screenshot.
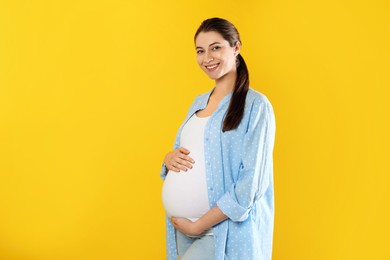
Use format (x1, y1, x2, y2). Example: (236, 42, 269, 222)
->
(199, 86, 233, 110)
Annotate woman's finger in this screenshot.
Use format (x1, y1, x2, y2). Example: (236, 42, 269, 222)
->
(175, 162, 189, 172)
(170, 158, 190, 172)
(176, 158, 193, 169)
(169, 162, 180, 172)
(178, 147, 190, 154)
(177, 153, 195, 164)
(183, 155, 195, 163)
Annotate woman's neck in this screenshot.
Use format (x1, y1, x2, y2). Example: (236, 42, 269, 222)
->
(212, 70, 237, 99)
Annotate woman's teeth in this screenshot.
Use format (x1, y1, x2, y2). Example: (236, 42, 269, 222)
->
(206, 64, 219, 71)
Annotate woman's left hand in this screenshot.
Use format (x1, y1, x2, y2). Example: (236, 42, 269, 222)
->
(170, 217, 203, 236)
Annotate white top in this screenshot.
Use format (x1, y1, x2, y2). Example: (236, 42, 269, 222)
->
(162, 113, 213, 235)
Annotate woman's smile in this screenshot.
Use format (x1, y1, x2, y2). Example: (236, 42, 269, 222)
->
(205, 63, 220, 71)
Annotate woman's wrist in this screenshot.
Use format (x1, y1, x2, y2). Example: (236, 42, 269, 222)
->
(194, 206, 228, 234)
(193, 219, 208, 236)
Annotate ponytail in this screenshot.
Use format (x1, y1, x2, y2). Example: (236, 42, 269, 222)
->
(222, 53, 249, 132)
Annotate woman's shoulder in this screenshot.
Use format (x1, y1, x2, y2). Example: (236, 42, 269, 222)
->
(246, 87, 276, 127)
(246, 87, 273, 108)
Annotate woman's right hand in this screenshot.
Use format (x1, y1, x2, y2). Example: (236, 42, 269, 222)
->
(164, 147, 195, 172)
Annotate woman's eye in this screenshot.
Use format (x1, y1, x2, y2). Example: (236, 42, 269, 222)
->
(196, 50, 204, 54)
(212, 46, 221, 51)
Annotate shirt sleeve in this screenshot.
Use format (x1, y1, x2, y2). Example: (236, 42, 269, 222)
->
(216, 97, 276, 222)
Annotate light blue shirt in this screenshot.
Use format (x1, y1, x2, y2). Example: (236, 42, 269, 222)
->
(160, 87, 276, 260)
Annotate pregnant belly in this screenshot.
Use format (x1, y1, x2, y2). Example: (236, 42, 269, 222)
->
(162, 170, 210, 220)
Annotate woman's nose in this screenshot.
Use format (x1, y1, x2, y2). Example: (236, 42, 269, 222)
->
(204, 52, 214, 63)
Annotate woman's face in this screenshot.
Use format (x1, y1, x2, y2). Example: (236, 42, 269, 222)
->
(195, 31, 240, 81)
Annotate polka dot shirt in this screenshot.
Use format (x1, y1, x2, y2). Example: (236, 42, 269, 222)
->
(160, 87, 276, 260)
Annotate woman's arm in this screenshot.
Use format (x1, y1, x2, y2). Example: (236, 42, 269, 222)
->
(216, 97, 276, 222)
(170, 206, 227, 236)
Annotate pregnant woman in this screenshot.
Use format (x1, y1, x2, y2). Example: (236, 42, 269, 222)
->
(160, 17, 276, 260)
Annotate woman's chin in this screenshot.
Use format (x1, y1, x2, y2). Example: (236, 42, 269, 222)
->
(206, 73, 220, 80)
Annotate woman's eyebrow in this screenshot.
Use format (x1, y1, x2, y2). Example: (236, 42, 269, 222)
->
(196, 42, 222, 49)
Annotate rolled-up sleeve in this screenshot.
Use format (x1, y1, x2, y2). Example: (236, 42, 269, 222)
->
(160, 163, 169, 181)
(217, 97, 276, 222)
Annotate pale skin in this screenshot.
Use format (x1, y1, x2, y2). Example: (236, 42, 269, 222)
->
(164, 31, 242, 236)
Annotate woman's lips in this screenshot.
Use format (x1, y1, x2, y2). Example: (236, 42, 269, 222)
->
(205, 63, 219, 71)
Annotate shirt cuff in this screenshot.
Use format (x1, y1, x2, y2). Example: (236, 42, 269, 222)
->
(160, 163, 168, 180)
(216, 191, 250, 222)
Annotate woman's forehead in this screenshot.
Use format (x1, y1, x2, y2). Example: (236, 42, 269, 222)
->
(195, 31, 227, 47)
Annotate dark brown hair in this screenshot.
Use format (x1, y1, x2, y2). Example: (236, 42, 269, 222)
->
(194, 17, 249, 132)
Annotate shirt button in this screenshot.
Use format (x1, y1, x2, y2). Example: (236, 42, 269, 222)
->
(209, 187, 214, 191)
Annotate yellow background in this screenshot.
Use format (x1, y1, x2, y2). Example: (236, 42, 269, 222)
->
(1, 0, 389, 259)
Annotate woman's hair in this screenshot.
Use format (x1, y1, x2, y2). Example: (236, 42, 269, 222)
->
(194, 17, 249, 132)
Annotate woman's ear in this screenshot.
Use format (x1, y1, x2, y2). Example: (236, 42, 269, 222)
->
(234, 41, 242, 56)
